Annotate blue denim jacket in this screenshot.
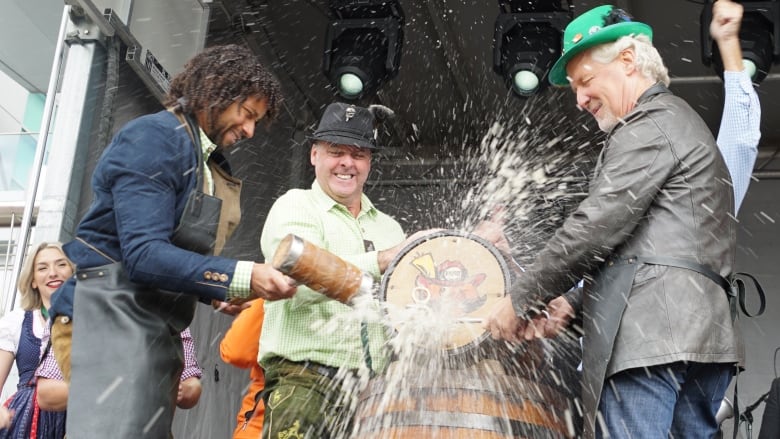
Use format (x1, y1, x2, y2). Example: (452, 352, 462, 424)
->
(50, 110, 238, 318)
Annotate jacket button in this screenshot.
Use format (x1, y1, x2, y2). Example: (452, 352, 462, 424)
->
(204, 271, 212, 280)
(219, 273, 229, 283)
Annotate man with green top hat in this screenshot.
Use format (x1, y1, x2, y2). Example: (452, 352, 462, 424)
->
(485, 4, 741, 438)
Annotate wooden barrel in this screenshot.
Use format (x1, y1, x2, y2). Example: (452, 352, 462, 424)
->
(357, 230, 571, 438)
(353, 358, 571, 438)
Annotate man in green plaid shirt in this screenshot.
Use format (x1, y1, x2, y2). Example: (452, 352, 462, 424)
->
(259, 102, 417, 438)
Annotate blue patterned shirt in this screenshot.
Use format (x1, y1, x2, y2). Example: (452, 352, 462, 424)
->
(717, 70, 761, 213)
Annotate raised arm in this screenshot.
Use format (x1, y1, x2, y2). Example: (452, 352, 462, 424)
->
(711, 0, 761, 212)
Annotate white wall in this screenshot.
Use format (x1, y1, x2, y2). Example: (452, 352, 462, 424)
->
(0, 70, 29, 133)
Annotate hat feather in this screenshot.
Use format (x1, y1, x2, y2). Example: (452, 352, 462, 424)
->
(367, 104, 395, 124)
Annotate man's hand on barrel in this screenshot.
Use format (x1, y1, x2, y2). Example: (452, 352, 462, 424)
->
(472, 205, 511, 254)
(518, 296, 576, 340)
(250, 263, 298, 301)
(484, 296, 524, 343)
(539, 295, 575, 338)
(485, 295, 575, 342)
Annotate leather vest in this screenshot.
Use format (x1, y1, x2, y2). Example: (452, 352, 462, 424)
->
(172, 109, 242, 256)
(207, 160, 242, 256)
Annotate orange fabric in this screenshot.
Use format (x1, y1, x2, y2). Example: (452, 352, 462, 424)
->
(220, 299, 265, 439)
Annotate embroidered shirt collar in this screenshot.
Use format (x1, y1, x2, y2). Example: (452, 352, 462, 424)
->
(198, 128, 217, 195)
(198, 128, 217, 160)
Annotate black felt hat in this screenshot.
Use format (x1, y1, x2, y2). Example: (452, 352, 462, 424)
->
(310, 103, 394, 149)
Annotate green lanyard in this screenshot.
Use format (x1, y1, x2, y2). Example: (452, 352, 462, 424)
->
(40, 305, 49, 321)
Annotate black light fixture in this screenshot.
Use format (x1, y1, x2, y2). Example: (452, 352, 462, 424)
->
(323, 0, 404, 99)
(493, 1, 571, 97)
(701, 0, 780, 84)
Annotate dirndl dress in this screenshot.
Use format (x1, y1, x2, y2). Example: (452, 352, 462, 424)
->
(0, 311, 66, 439)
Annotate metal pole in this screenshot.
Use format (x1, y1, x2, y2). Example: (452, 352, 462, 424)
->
(5, 6, 70, 312)
(2, 213, 17, 314)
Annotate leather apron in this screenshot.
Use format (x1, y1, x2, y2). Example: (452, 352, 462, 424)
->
(581, 258, 639, 439)
(67, 263, 196, 438)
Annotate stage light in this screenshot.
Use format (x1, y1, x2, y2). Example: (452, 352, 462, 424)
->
(323, 1, 404, 99)
(737, 13, 774, 83)
(339, 72, 364, 97)
(493, 10, 571, 97)
(514, 70, 541, 93)
(701, 1, 780, 84)
(743, 59, 758, 79)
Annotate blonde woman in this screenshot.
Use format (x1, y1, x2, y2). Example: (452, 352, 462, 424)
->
(0, 242, 70, 438)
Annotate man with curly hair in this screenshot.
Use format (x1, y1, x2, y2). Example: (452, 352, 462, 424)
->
(47, 44, 297, 437)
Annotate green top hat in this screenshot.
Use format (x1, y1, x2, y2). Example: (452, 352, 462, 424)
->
(548, 5, 653, 86)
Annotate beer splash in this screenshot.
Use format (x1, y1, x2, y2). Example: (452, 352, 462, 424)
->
(342, 103, 596, 438)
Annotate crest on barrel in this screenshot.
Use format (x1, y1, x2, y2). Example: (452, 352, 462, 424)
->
(410, 254, 488, 314)
(381, 230, 509, 357)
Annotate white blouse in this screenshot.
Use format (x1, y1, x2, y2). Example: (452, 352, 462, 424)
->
(0, 308, 47, 356)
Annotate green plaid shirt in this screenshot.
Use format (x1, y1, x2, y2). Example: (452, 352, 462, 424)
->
(259, 182, 405, 371)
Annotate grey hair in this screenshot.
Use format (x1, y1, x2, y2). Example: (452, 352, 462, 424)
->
(590, 34, 670, 86)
